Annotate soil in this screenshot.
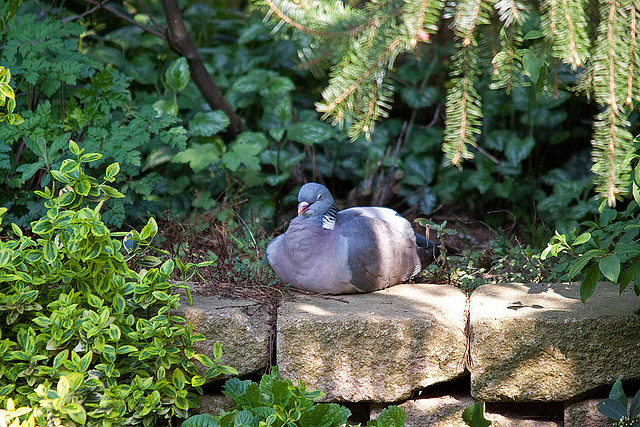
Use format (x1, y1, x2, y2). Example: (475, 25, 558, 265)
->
(155, 204, 526, 307)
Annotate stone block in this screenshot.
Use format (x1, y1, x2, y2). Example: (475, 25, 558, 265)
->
(372, 397, 560, 426)
(193, 393, 235, 416)
(469, 282, 640, 402)
(277, 283, 468, 402)
(564, 399, 611, 427)
(177, 294, 272, 378)
(484, 413, 560, 426)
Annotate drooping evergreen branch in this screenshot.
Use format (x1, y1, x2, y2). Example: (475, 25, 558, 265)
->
(317, 35, 405, 139)
(590, 0, 634, 205)
(263, 0, 332, 35)
(626, 1, 639, 105)
(256, 0, 639, 205)
(591, 107, 634, 203)
(454, 0, 493, 46)
(495, 0, 528, 26)
(540, 0, 589, 69)
(443, 44, 482, 166)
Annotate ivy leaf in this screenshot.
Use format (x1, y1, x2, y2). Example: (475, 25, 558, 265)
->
(172, 143, 220, 173)
(287, 122, 334, 145)
(165, 57, 190, 92)
(505, 136, 535, 164)
(222, 132, 268, 171)
(189, 111, 230, 137)
(153, 100, 178, 117)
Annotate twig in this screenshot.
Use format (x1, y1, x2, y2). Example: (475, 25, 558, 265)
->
(82, 0, 167, 40)
(161, 0, 246, 136)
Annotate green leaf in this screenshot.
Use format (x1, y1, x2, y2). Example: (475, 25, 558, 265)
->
(117, 345, 138, 354)
(172, 368, 186, 390)
(57, 376, 71, 399)
(64, 403, 87, 425)
(630, 388, 640, 419)
(599, 254, 621, 282)
(190, 111, 230, 137)
(298, 404, 350, 427)
(32, 316, 53, 328)
(213, 341, 222, 361)
(572, 232, 592, 246)
(234, 409, 258, 426)
(57, 190, 76, 207)
(461, 402, 491, 427)
(597, 399, 627, 421)
(105, 162, 120, 181)
(287, 122, 334, 145)
(69, 140, 81, 157)
(609, 377, 629, 409)
(165, 57, 190, 91)
(505, 136, 536, 164)
(114, 293, 126, 313)
(222, 133, 268, 171)
(87, 294, 103, 308)
(172, 143, 220, 173)
(43, 240, 58, 263)
(153, 99, 179, 117)
(375, 405, 405, 427)
(160, 259, 174, 276)
(567, 250, 604, 280)
(580, 262, 601, 303)
(182, 414, 220, 427)
(74, 179, 91, 196)
(80, 153, 102, 163)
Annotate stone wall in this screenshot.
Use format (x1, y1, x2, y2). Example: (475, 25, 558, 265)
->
(177, 282, 640, 426)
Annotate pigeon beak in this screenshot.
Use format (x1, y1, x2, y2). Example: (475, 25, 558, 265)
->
(297, 202, 310, 216)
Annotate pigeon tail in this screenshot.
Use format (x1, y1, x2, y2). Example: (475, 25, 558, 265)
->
(414, 232, 459, 268)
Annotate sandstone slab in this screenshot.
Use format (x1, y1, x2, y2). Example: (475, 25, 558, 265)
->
(469, 282, 640, 402)
(193, 393, 235, 416)
(372, 397, 560, 426)
(277, 283, 467, 402)
(177, 294, 272, 378)
(564, 399, 611, 427)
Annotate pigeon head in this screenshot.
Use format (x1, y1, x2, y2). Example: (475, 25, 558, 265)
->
(297, 183, 334, 218)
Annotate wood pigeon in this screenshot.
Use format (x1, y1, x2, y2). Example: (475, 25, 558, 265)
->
(266, 183, 451, 294)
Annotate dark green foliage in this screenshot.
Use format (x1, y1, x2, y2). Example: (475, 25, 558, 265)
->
(182, 367, 405, 427)
(256, 0, 640, 206)
(0, 142, 236, 426)
(598, 378, 640, 427)
(542, 165, 640, 301)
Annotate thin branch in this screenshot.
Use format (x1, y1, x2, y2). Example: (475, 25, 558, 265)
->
(61, 1, 104, 24)
(82, 0, 167, 40)
(161, 0, 246, 137)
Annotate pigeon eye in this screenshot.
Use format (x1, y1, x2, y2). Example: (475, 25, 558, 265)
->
(317, 193, 323, 200)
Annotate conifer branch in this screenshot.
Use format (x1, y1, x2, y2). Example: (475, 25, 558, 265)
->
(541, 0, 589, 69)
(606, 0, 618, 110)
(626, 3, 637, 105)
(455, 0, 488, 46)
(317, 36, 402, 120)
(561, 0, 581, 67)
(263, 0, 329, 35)
(444, 45, 482, 166)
